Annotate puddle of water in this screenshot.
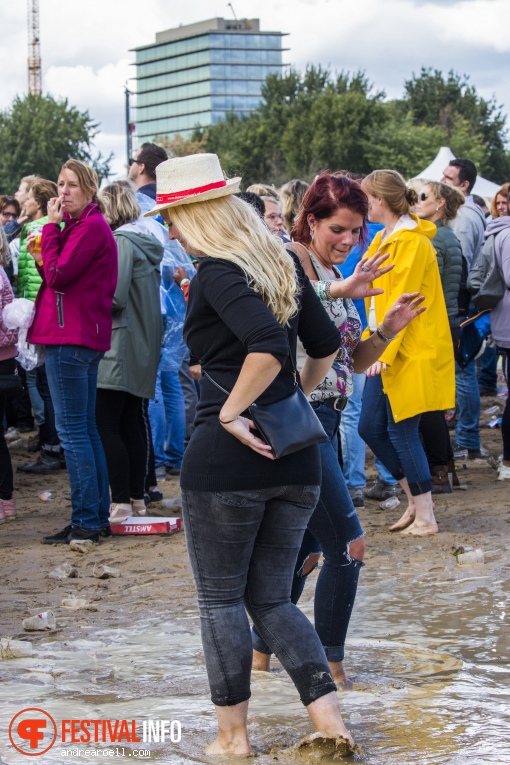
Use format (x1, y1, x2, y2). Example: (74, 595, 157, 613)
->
(1, 559, 510, 764)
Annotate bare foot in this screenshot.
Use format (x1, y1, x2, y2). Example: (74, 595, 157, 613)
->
(252, 649, 270, 671)
(388, 505, 415, 531)
(205, 736, 253, 755)
(400, 520, 439, 536)
(328, 660, 353, 690)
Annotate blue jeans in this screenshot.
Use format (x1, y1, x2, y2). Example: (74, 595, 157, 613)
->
(149, 368, 185, 468)
(340, 371, 397, 488)
(182, 485, 337, 707)
(455, 359, 480, 450)
(477, 345, 498, 393)
(45, 345, 110, 530)
(253, 403, 364, 662)
(359, 374, 431, 496)
(26, 368, 45, 426)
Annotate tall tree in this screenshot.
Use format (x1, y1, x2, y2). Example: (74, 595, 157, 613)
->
(0, 94, 111, 192)
(404, 68, 509, 181)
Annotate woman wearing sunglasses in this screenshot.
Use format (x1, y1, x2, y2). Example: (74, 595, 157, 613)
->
(414, 180, 465, 492)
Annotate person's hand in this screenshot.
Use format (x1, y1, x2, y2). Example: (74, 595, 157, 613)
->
(189, 364, 201, 380)
(339, 251, 394, 300)
(219, 416, 275, 460)
(380, 293, 426, 337)
(47, 196, 63, 224)
(173, 265, 189, 287)
(366, 361, 387, 377)
(25, 232, 37, 259)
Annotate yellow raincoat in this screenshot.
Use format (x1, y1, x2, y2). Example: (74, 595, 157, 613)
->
(362, 215, 455, 421)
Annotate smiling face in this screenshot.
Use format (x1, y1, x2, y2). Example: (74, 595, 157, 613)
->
(57, 169, 93, 219)
(307, 207, 363, 267)
(415, 184, 444, 222)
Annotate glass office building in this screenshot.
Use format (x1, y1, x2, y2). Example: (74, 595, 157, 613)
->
(132, 18, 286, 143)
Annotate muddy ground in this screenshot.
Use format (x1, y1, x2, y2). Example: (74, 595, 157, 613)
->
(1, 395, 509, 765)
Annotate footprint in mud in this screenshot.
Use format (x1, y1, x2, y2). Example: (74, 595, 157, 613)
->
(295, 731, 361, 760)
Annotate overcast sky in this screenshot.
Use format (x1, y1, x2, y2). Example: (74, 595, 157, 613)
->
(1, 0, 508, 178)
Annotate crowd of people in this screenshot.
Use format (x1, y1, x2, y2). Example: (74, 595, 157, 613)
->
(1, 147, 509, 755)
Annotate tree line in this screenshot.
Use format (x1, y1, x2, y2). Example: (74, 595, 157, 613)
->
(161, 67, 510, 188)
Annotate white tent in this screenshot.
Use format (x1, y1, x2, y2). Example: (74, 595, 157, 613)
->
(411, 146, 501, 199)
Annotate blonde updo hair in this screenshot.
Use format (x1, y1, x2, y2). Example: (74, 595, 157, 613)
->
(99, 181, 141, 230)
(246, 183, 280, 201)
(420, 180, 465, 223)
(163, 194, 299, 326)
(279, 179, 310, 233)
(363, 170, 418, 216)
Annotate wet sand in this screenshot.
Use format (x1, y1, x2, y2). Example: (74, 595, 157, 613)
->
(1, 401, 510, 764)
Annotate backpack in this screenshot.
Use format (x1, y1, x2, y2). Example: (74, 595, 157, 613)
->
(467, 233, 506, 311)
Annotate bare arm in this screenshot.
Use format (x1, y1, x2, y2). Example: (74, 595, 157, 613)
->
(300, 351, 339, 396)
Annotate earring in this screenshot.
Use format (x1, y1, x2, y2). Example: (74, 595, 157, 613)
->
(310, 228, 314, 241)
(436, 208, 440, 212)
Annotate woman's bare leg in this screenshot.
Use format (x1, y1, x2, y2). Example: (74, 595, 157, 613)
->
(306, 691, 353, 745)
(205, 701, 252, 755)
(401, 491, 438, 535)
(388, 477, 415, 531)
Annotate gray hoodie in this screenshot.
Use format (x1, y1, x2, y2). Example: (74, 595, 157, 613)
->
(484, 216, 510, 348)
(451, 197, 487, 270)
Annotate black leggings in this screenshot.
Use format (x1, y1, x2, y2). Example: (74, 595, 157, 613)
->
(96, 389, 147, 503)
(498, 348, 510, 461)
(0, 358, 15, 500)
(419, 410, 454, 467)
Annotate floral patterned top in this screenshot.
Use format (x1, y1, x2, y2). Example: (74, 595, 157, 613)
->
(295, 247, 362, 402)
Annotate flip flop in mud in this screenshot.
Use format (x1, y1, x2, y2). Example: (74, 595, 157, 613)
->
(296, 731, 360, 759)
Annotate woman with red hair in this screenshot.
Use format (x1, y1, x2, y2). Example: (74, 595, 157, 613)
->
(252, 172, 425, 687)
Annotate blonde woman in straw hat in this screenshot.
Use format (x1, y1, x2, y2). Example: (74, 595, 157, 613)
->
(146, 154, 356, 755)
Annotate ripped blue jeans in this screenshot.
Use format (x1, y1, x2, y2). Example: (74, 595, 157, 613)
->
(252, 402, 364, 663)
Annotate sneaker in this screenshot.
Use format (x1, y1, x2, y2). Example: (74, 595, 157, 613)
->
(498, 464, 510, 481)
(454, 444, 489, 460)
(148, 487, 163, 503)
(108, 503, 132, 524)
(155, 466, 166, 481)
(130, 498, 147, 517)
(42, 524, 72, 544)
(99, 526, 113, 538)
(18, 446, 62, 474)
(364, 480, 398, 501)
(0, 498, 17, 519)
(166, 467, 181, 477)
(348, 488, 365, 509)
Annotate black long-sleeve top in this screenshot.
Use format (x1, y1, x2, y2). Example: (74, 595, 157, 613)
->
(180, 256, 340, 492)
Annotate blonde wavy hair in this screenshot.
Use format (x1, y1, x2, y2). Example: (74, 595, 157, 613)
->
(420, 180, 465, 223)
(163, 195, 299, 325)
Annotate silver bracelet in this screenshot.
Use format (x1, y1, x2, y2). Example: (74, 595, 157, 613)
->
(375, 326, 398, 343)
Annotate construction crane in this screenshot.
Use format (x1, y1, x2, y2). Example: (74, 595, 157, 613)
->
(27, 0, 42, 96)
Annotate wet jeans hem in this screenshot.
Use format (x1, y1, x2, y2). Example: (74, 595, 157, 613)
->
(301, 680, 338, 707)
(323, 645, 345, 662)
(408, 479, 432, 496)
(211, 691, 251, 707)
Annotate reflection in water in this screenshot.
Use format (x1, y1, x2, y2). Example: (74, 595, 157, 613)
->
(1, 561, 509, 764)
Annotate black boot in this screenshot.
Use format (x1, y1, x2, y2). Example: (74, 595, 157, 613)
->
(42, 524, 100, 545)
(430, 464, 452, 494)
(18, 445, 62, 474)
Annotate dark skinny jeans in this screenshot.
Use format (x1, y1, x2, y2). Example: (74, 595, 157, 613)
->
(0, 358, 15, 500)
(182, 485, 338, 707)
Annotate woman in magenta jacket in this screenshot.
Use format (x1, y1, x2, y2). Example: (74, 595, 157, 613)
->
(27, 160, 118, 544)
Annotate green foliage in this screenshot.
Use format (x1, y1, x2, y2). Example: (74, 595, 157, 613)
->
(163, 66, 510, 187)
(0, 94, 112, 192)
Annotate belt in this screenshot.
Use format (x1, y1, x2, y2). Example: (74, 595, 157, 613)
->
(315, 397, 349, 412)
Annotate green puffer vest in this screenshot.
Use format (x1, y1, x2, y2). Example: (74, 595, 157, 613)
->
(432, 221, 464, 318)
(17, 217, 47, 302)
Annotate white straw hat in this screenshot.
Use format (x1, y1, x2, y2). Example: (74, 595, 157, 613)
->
(144, 153, 241, 217)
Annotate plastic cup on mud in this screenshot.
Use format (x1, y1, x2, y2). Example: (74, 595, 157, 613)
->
(38, 491, 54, 502)
(456, 549, 484, 566)
(380, 495, 400, 511)
(22, 610, 56, 631)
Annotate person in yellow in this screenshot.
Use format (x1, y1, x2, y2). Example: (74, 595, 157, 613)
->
(358, 170, 455, 535)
